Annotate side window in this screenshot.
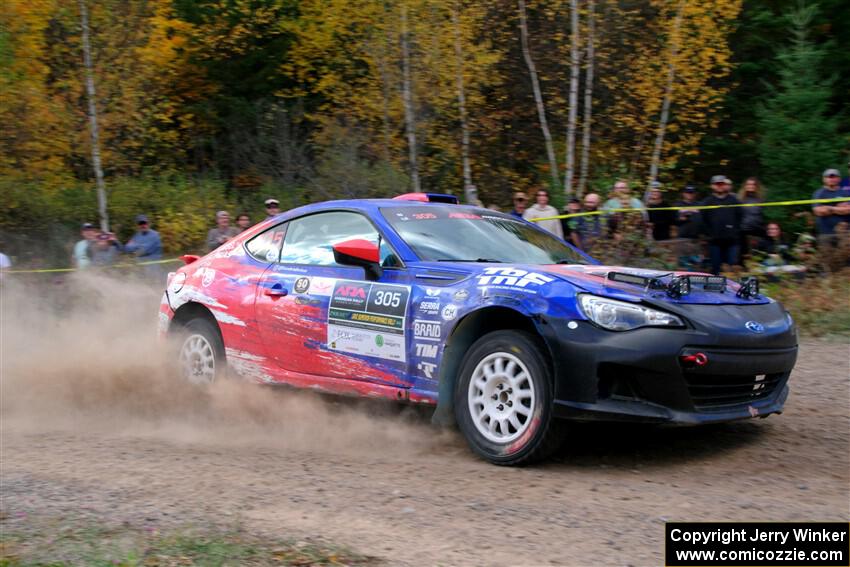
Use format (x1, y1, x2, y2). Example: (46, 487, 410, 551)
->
(246, 223, 287, 263)
(280, 211, 399, 267)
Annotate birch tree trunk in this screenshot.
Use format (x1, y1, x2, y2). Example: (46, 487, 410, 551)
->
(564, 0, 580, 197)
(400, 4, 421, 192)
(79, 0, 109, 231)
(577, 0, 595, 198)
(452, 3, 476, 204)
(518, 0, 559, 189)
(648, 0, 686, 200)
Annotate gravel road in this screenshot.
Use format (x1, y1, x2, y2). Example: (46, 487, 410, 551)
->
(2, 335, 847, 566)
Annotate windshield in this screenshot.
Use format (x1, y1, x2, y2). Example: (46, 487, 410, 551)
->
(381, 206, 588, 264)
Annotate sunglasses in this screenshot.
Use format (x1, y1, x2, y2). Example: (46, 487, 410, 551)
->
(265, 204, 279, 209)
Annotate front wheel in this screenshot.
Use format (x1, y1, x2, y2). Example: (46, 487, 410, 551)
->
(175, 318, 226, 385)
(454, 330, 564, 465)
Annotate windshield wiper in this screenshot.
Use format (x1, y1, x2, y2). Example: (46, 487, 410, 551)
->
(437, 258, 503, 263)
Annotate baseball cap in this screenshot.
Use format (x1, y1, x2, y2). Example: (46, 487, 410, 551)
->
(264, 198, 280, 207)
(710, 175, 727, 184)
(513, 191, 528, 201)
(216, 210, 229, 218)
(724, 177, 733, 185)
(683, 185, 696, 193)
(135, 214, 149, 224)
(81, 222, 95, 230)
(823, 168, 840, 177)
(650, 181, 662, 189)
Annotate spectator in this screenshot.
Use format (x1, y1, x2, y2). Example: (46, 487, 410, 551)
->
(560, 198, 582, 244)
(72, 222, 98, 269)
(90, 232, 122, 267)
(755, 222, 793, 264)
(646, 186, 676, 241)
(236, 213, 252, 232)
(602, 180, 644, 212)
(674, 185, 701, 239)
(265, 198, 281, 218)
(812, 169, 850, 250)
(206, 210, 240, 251)
(737, 177, 767, 265)
(700, 175, 742, 275)
(0, 249, 10, 278)
(125, 215, 163, 280)
(523, 189, 563, 238)
(573, 193, 604, 252)
(509, 192, 528, 219)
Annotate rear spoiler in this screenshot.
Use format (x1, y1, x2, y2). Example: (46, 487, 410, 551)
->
(393, 193, 459, 204)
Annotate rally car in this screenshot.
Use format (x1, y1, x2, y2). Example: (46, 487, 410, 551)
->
(159, 194, 798, 465)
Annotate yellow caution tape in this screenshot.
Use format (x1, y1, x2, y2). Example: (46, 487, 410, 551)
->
(530, 197, 850, 222)
(4, 257, 181, 274)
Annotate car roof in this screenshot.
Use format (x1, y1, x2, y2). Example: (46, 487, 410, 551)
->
(275, 198, 495, 220)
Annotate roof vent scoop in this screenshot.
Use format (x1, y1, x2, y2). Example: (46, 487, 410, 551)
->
(393, 193, 459, 204)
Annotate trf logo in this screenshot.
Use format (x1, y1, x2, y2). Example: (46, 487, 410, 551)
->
(417, 361, 437, 379)
(477, 267, 554, 288)
(335, 285, 366, 298)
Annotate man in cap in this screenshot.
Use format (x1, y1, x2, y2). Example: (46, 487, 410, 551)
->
(812, 168, 850, 247)
(125, 215, 163, 280)
(206, 210, 240, 252)
(699, 175, 742, 274)
(265, 198, 281, 219)
(674, 185, 701, 239)
(572, 193, 604, 251)
(72, 222, 98, 269)
(509, 191, 528, 219)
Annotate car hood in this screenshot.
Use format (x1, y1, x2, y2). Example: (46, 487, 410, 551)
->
(542, 264, 770, 306)
(417, 262, 770, 307)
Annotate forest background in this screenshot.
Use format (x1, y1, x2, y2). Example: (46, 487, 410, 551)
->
(1, 0, 848, 260)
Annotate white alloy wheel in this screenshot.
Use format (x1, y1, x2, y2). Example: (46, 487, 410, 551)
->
(179, 333, 217, 385)
(467, 352, 536, 443)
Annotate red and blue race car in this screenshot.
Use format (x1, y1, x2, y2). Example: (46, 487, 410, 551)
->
(159, 194, 798, 465)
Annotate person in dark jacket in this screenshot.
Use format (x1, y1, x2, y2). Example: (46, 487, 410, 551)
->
(673, 186, 701, 239)
(646, 186, 676, 241)
(754, 222, 794, 264)
(737, 177, 766, 266)
(560, 198, 582, 243)
(700, 175, 742, 274)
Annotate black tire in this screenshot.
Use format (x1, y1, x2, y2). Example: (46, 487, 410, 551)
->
(454, 330, 565, 465)
(174, 317, 227, 385)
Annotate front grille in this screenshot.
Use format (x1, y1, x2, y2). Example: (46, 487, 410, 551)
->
(684, 372, 785, 411)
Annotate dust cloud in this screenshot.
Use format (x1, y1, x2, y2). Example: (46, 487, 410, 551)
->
(0, 272, 453, 456)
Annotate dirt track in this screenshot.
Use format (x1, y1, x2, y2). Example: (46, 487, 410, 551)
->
(2, 333, 848, 566)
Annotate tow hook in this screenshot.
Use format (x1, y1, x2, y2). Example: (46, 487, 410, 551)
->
(680, 352, 709, 367)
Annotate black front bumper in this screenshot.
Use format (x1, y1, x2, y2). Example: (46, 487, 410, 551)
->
(541, 301, 798, 424)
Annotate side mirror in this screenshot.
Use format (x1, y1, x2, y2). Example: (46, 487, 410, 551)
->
(332, 239, 383, 280)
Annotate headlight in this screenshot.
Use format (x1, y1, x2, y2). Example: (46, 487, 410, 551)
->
(578, 294, 684, 331)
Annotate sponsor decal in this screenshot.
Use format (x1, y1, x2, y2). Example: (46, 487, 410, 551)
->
(477, 267, 554, 288)
(294, 296, 322, 307)
(745, 320, 765, 333)
(412, 212, 437, 220)
(327, 280, 411, 362)
(441, 304, 458, 321)
(294, 277, 310, 294)
(453, 289, 470, 302)
(425, 288, 441, 297)
(448, 212, 481, 220)
(415, 343, 439, 358)
(419, 299, 440, 315)
(308, 277, 335, 296)
(417, 361, 437, 379)
(413, 320, 441, 341)
(201, 268, 215, 288)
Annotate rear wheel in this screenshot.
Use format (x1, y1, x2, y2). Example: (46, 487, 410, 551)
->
(175, 318, 226, 385)
(454, 330, 564, 465)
